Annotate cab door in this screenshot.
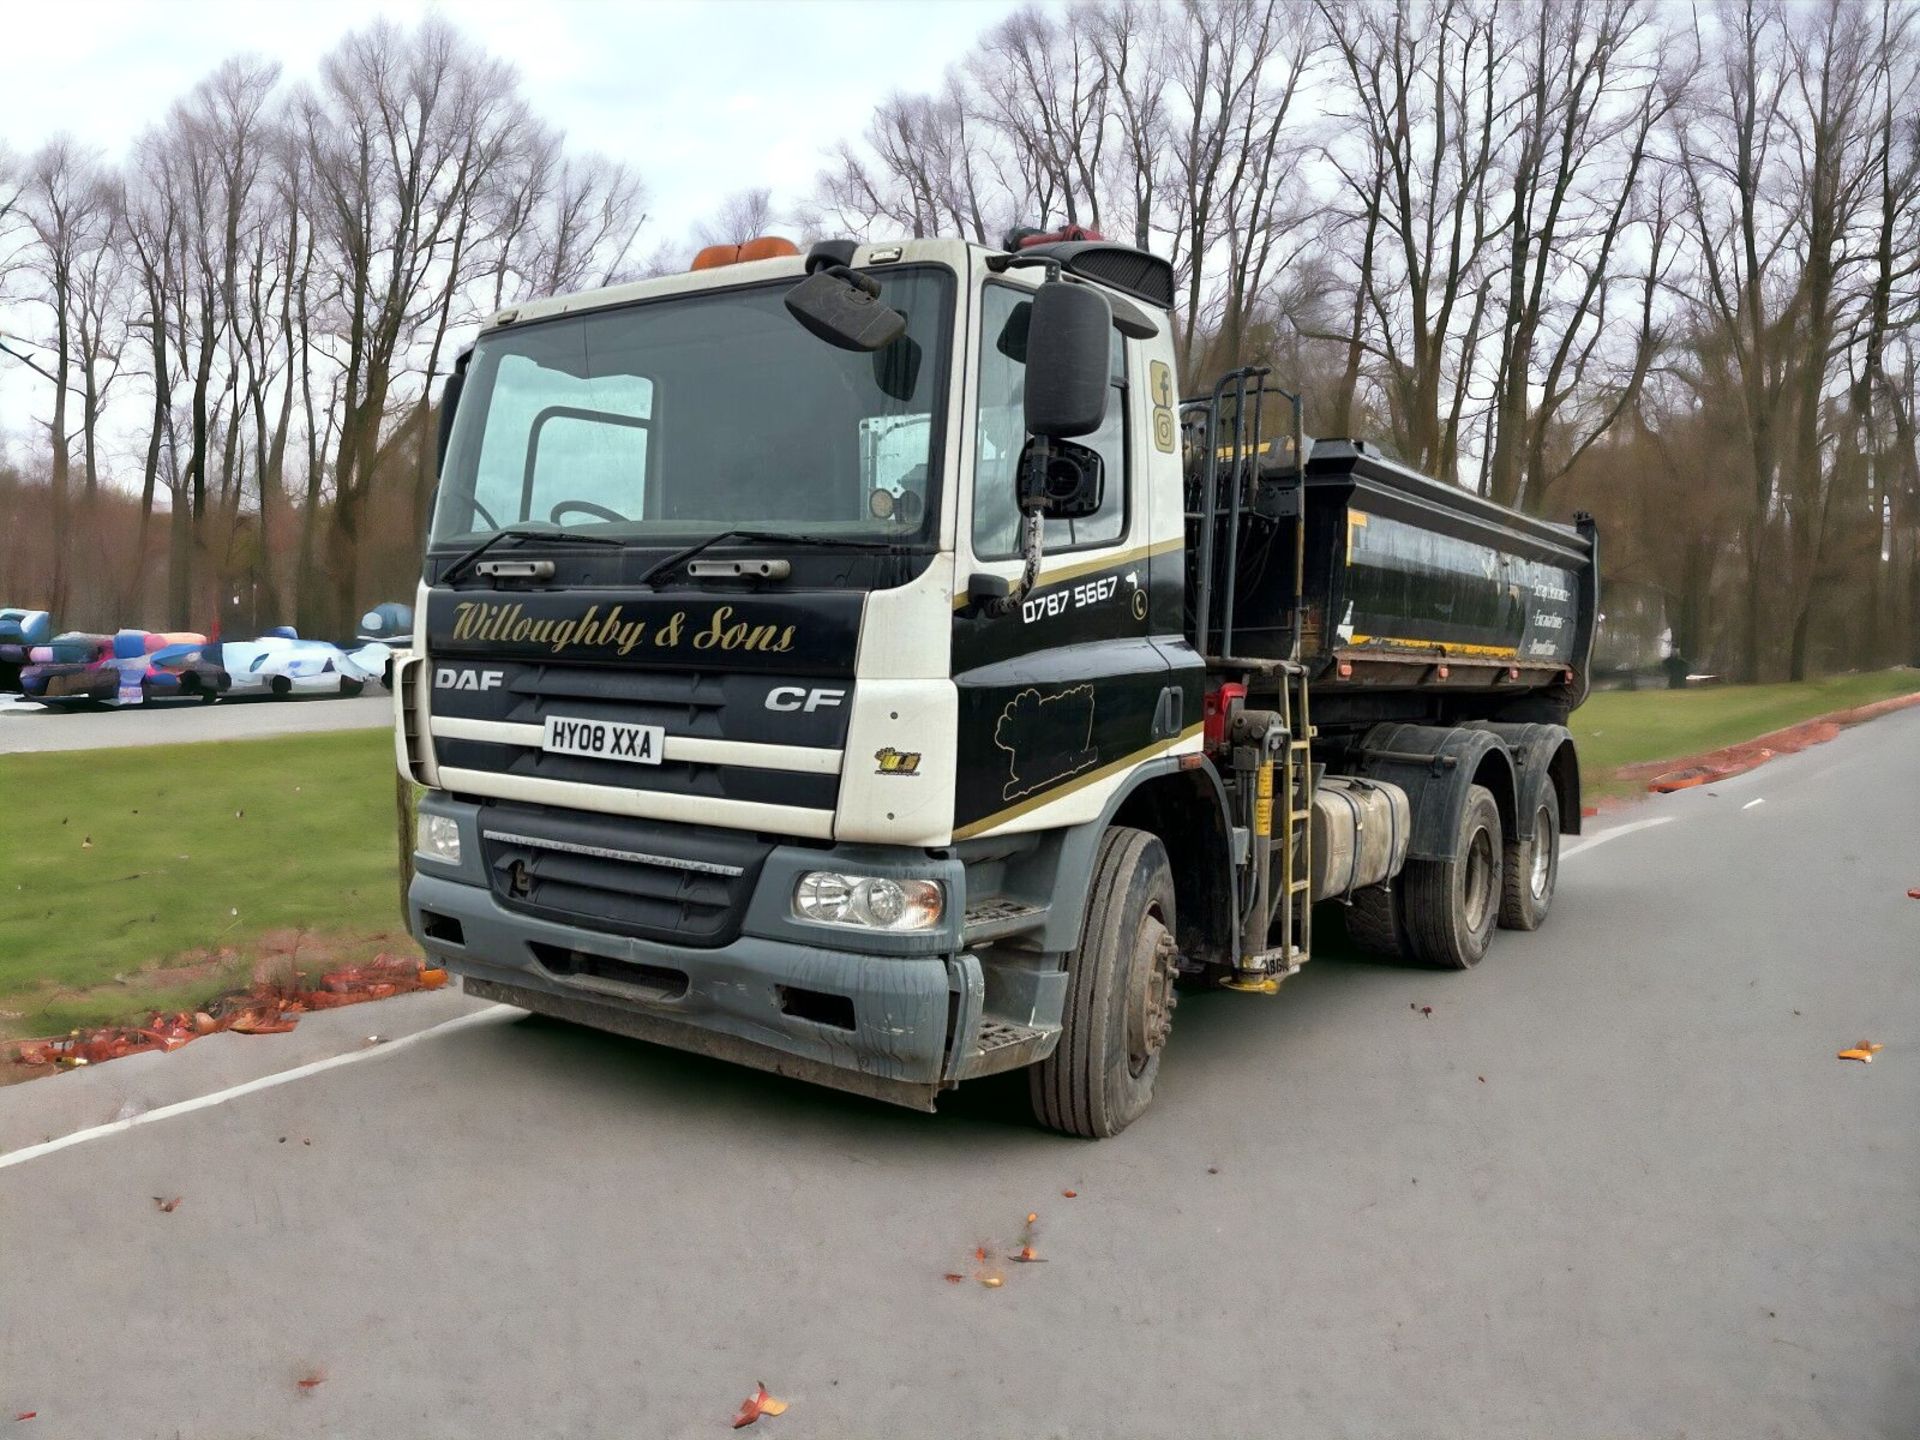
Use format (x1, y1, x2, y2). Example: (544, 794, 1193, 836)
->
(949, 276, 1177, 841)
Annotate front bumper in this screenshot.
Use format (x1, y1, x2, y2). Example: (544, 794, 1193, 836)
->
(415, 869, 978, 1107)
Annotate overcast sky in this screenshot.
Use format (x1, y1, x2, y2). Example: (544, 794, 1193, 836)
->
(0, 0, 1027, 454)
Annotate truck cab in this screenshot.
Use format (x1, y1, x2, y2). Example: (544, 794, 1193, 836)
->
(397, 233, 1593, 1136)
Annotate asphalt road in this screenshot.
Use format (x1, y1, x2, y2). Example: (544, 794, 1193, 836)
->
(0, 691, 391, 753)
(2, 709, 1916, 1439)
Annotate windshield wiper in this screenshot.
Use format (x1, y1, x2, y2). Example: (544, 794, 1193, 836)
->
(439, 524, 624, 586)
(639, 529, 897, 589)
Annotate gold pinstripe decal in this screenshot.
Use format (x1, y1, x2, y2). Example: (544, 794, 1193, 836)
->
(951, 721, 1204, 841)
(951, 536, 1184, 611)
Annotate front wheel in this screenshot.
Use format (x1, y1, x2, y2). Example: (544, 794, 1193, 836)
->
(1401, 783, 1502, 970)
(1030, 827, 1179, 1138)
(1499, 783, 1560, 931)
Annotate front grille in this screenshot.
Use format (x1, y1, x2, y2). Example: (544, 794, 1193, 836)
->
(478, 801, 771, 948)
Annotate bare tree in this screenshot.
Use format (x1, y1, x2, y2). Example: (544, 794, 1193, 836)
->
(693, 187, 776, 249)
(19, 136, 115, 615)
(299, 16, 520, 630)
(1319, 0, 1506, 479)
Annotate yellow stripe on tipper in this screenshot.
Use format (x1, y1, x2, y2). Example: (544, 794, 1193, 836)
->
(1346, 633, 1521, 659)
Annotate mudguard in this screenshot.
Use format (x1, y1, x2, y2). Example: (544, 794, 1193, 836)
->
(1352, 723, 1519, 863)
(1462, 720, 1582, 838)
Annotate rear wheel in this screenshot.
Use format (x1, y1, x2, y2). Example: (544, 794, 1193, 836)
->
(339, 677, 365, 698)
(1030, 827, 1179, 1138)
(1499, 783, 1560, 931)
(1345, 880, 1407, 958)
(1401, 783, 1502, 970)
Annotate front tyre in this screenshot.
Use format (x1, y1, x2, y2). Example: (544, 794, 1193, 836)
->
(1030, 827, 1179, 1138)
(1499, 783, 1560, 931)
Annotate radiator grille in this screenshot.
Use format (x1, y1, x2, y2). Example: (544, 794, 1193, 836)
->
(477, 801, 771, 947)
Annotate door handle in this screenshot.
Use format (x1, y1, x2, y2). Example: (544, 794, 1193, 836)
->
(1152, 685, 1184, 740)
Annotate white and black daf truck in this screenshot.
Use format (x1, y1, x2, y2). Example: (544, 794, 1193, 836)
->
(396, 232, 1597, 1137)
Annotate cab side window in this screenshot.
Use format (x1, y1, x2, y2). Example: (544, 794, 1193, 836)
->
(972, 284, 1127, 560)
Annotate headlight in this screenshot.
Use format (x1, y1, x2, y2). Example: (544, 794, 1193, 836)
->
(416, 813, 462, 865)
(792, 872, 944, 931)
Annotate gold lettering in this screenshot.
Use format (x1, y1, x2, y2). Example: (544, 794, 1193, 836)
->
(444, 600, 797, 657)
(692, 607, 731, 649)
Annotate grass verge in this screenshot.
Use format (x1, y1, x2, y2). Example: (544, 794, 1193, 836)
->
(0, 728, 412, 1039)
(1572, 666, 1920, 801)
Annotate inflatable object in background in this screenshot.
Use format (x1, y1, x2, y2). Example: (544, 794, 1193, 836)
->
(0, 608, 53, 693)
(356, 602, 413, 688)
(214, 631, 391, 699)
(20, 630, 216, 706)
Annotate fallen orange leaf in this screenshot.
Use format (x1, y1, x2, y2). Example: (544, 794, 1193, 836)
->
(731, 1382, 788, 1428)
(943, 1272, 964, 1283)
(979, 1275, 1004, 1288)
(14, 1413, 36, 1422)
(295, 1370, 326, 1392)
(1837, 1041, 1885, 1062)
(1026, 1212, 1038, 1224)
(1062, 1189, 1077, 1198)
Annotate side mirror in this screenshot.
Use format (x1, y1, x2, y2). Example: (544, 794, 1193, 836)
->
(785, 266, 908, 352)
(1017, 437, 1104, 519)
(435, 357, 468, 478)
(1023, 281, 1111, 439)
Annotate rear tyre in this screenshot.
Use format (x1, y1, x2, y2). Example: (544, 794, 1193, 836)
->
(1498, 783, 1560, 931)
(1030, 826, 1179, 1139)
(1401, 783, 1502, 970)
(1345, 881, 1406, 957)
(339, 677, 366, 698)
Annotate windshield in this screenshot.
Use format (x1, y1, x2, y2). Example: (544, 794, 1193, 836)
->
(431, 266, 954, 548)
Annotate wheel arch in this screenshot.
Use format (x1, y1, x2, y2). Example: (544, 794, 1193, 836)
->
(961, 755, 1239, 969)
(1108, 760, 1238, 970)
(1352, 723, 1519, 862)
(1463, 720, 1583, 837)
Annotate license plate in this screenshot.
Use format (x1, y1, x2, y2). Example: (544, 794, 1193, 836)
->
(542, 715, 664, 766)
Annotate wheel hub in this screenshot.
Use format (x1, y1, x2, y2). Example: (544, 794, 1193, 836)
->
(1463, 830, 1494, 932)
(1530, 804, 1553, 899)
(1127, 916, 1180, 1074)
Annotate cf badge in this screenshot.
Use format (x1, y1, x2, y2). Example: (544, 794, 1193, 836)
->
(765, 686, 846, 713)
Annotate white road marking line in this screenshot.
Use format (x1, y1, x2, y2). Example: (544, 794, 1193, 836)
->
(1743, 797, 1766, 810)
(1562, 814, 1675, 860)
(0, 1004, 514, 1173)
